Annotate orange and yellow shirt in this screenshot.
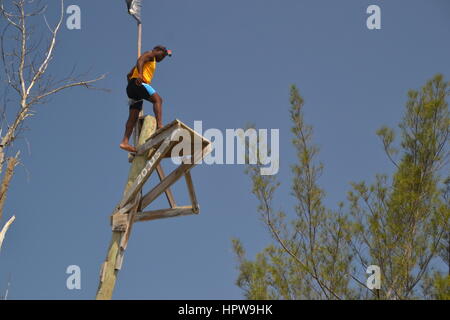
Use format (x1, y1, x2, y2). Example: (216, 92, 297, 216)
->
(130, 57, 157, 84)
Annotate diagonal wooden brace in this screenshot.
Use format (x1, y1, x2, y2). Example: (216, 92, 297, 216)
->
(156, 164, 177, 208)
(119, 132, 178, 208)
(184, 171, 199, 214)
(140, 144, 212, 210)
(134, 206, 197, 223)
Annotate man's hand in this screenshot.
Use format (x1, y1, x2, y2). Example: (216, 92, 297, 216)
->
(135, 77, 144, 86)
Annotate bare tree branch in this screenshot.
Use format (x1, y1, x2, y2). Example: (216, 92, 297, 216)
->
(0, 152, 19, 222)
(0, 0, 106, 257)
(0, 215, 15, 253)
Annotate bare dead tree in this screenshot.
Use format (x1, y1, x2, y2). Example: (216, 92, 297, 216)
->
(0, 0, 106, 250)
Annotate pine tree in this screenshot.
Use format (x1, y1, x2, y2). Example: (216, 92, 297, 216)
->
(233, 75, 449, 300)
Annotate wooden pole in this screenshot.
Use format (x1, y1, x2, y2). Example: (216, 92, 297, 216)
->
(137, 22, 142, 57)
(137, 22, 144, 118)
(133, 22, 144, 148)
(96, 116, 157, 300)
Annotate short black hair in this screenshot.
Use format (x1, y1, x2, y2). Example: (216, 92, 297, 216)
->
(153, 45, 167, 52)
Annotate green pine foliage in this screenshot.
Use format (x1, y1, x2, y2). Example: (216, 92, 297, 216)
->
(232, 74, 449, 300)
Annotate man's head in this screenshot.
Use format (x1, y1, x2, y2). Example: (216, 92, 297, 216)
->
(153, 45, 172, 62)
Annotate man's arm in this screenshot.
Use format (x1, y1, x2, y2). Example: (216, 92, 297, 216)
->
(135, 51, 155, 84)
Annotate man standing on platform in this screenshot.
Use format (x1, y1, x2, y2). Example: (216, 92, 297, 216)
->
(120, 45, 172, 153)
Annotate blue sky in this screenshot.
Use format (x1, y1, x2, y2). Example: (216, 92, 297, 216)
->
(0, 0, 449, 299)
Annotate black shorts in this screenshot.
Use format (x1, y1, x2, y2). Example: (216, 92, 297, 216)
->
(126, 78, 155, 111)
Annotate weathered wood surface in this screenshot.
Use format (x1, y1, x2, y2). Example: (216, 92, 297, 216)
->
(156, 164, 177, 208)
(184, 172, 199, 214)
(96, 118, 213, 300)
(111, 213, 128, 232)
(119, 133, 175, 208)
(134, 206, 196, 223)
(123, 117, 158, 199)
(137, 119, 212, 158)
(136, 121, 180, 156)
(140, 144, 212, 210)
(96, 115, 156, 300)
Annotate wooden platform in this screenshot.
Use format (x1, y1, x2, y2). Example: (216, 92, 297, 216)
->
(97, 116, 212, 300)
(110, 117, 212, 242)
(136, 119, 211, 158)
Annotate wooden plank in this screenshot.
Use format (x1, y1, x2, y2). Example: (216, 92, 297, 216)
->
(110, 194, 139, 219)
(111, 213, 128, 232)
(119, 134, 175, 208)
(140, 163, 192, 210)
(140, 145, 211, 210)
(119, 197, 140, 251)
(134, 206, 195, 223)
(136, 121, 180, 156)
(138, 119, 215, 160)
(178, 119, 211, 147)
(116, 192, 142, 269)
(116, 195, 141, 269)
(184, 172, 199, 214)
(169, 120, 211, 159)
(156, 164, 177, 208)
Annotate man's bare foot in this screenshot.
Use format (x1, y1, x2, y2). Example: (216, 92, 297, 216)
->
(120, 143, 137, 153)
